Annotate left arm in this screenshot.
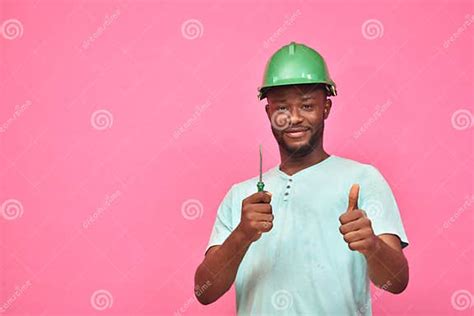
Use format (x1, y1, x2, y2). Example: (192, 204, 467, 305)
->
(339, 184, 409, 294)
(364, 234, 409, 294)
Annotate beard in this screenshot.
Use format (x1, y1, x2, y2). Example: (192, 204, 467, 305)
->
(272, 122, 324, 158)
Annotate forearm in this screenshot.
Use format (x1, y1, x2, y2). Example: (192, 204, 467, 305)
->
(194, 227, 253, 305)
(364, 236, 409, 294)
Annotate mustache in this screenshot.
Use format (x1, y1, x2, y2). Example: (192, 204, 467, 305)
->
(284, 126, 311, 132)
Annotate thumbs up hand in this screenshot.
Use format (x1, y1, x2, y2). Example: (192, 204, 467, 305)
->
(339, 184, 380, 257)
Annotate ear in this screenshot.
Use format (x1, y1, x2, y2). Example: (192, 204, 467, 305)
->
(323, 99, 332, 120)
(265, 103, 271, 120)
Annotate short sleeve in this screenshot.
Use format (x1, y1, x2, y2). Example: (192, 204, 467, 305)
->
(204, 184, 236, 255)
(359, 165, 409, 249)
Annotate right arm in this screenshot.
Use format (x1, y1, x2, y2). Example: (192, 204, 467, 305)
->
(194, 191, 273, 305)
(194, 227, 252, 305)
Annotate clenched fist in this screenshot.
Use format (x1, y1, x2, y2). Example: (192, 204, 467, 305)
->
(339, 184, 380, 257)
(236, 191, 274, 242)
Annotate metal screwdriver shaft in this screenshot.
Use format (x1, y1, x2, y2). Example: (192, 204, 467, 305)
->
(257, 144, 265, 192)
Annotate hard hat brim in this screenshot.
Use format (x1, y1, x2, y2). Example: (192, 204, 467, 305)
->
(258, 82, 337, 100)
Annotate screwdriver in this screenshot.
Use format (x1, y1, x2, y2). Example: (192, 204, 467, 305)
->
(257, 144, 265, 192)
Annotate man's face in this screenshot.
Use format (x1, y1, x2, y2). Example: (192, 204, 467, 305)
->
(265, 84, 331, 158)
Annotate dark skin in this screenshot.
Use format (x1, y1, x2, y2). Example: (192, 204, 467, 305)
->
(264, 83, 332, 176)
(194, 84, 409, 305)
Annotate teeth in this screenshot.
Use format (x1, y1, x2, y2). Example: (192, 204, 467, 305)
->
(285, 129, 307, 138)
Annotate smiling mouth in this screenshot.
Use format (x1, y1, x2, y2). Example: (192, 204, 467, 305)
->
(284, 129, 310, 139)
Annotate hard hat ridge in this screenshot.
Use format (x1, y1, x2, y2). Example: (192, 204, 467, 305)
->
(258, 41, 337, 100)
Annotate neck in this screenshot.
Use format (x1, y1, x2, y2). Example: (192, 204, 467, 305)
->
(279, 142, 329, 176)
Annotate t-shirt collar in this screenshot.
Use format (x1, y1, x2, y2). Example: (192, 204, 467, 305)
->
(272, 154, 336, 180)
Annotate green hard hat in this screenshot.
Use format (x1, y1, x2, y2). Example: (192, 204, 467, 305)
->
(258, 41, 337, 100)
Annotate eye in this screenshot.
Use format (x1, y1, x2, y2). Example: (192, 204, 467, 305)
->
(277, 105, 288, 112)
(302, 104, 313, 110)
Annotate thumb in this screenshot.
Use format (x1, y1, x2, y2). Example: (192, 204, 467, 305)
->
(347, 184, 360, 212)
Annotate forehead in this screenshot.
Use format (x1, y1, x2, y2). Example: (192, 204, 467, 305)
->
(266, 84, 325, 102)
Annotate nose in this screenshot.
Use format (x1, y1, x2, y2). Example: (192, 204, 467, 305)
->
(288, 107, 304, 126)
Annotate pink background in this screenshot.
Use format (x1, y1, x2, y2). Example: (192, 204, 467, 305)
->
(1, 0, 473, 315)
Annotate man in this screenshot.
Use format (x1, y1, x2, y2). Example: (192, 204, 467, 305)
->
(194, 41, 409, 315)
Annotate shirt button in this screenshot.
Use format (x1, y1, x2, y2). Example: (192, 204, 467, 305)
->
(289, 179, 293, 182)
(286, 185, 290, 188)
(284, 192, 289, 195)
